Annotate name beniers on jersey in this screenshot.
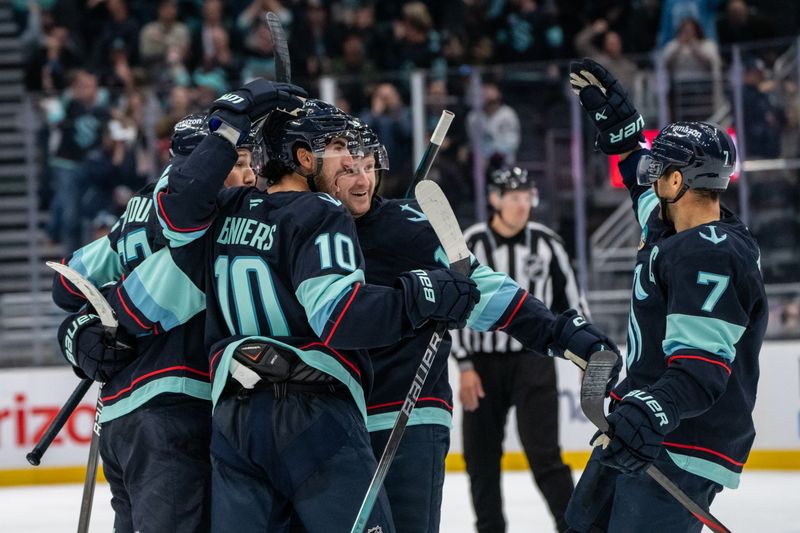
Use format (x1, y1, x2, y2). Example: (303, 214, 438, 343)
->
(216, 216, 277, 251)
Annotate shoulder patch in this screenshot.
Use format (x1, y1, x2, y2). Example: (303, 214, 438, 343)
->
(698, 226, 727, 245)
(399, 203, 427, 222)
(317, 193, 342, 207)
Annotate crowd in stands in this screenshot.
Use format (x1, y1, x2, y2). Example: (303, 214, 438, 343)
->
(12, 0, 800, 306)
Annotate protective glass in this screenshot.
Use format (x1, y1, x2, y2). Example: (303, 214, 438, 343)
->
(636, 154, 668, 185)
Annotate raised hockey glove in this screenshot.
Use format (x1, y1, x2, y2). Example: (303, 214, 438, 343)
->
(570, 58, 644, 154)
(210, 79, 307, 122)
(57, 313, 136, 383)
(398, 268, 480, 329)
(597, 388, 680, 474)
(548, 309, 621, 391)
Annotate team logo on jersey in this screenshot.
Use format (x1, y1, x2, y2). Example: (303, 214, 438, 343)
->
(249, 198, 263, 210)
(632, 264, 648, 301)
(524, 255, 545, 280)
(367, 527, 384, 533)
(399, 203, 427, 222)
(699, 226, 727, 245)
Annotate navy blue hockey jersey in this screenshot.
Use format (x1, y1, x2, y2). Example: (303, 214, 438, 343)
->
(51, 181, 211, 423)
(107, 134, 420, 419)
(355, 197, 558, 432)
(616, 150, 767, 489)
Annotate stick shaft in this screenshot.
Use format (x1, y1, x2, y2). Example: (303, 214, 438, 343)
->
(27, 379, 92, 466)
(403, 110, 454, 199)
(76, 390, 103, 533)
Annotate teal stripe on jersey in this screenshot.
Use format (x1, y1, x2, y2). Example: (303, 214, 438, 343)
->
(468, 264, 519, 331)
(366, 407, 452, 432)
(663, 313, 745, 362)
(295, 270, 365, 338)
(100, 376, 211, 423)
(124, 250, 205, 331)
(69, 237, 123, 286)
(667, 450, 741, 489)
(211, 336, 367, 422)
(637, 189, 659, 229)
(152, 167, 211, 247)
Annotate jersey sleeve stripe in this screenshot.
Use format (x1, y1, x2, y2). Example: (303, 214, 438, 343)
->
(667, 354, 732, 375)
(662, 313, 745, 362)
(609, 390, 622, 401)
(367, 396, 453, 411)
(467, 264, 520, 331)
(69, 236, 123, 286)
(155, 190, 213, 233)
(323, 282, 361, 345)
(636, 188, 659, 229)
(495, 291, 528, 331)
(296, 270, 366, 338)
(116, 286, 152, 331)
(300, 341, 361, 378)
(663, 441, 745, 467)
(58, 259, 86, 299)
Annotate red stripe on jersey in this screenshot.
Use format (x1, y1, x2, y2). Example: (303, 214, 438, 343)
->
(367, 397, 453, 411)
(156, 190, 212, 233)
(102, 365, 210, 402)
(496, 291, 528, 331)
(663, 441, 745, 467)
(300, 341, 361, 378)
(609, 390, 622, 401)
(59, 258, 86, 300)
(209, 348, 225, 379)
(668, 354, 731, 375)
(323, 283, 361, 345)
(116, 287, 151, 331)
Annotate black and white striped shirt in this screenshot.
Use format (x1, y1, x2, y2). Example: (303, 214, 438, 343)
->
(452, 221, 589, 361)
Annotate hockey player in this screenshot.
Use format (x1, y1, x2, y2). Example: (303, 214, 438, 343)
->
(566, 58, 767, 532)
(453, 165, 587, 533)
(52, 112, 258, 533)
(312, 118, 620, 533)
(102, 84, 481, 532)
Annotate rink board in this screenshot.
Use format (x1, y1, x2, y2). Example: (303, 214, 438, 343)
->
(1, 341, 799, 486)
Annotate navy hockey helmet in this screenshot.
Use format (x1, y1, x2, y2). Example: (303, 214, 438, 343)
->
(170, 113, 208, 157)
(636, 122, 736, 191)
(263, 99, 354, 169)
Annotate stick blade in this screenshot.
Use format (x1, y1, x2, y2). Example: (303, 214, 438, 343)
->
(414, 181, 470, 275)
(46, 261, 118, 330)
(579, 350, 618, 432)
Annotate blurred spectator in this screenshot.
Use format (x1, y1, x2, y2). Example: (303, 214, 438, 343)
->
(780, 80, 800, 158)
(192, 0, 238, 80)
(657, 0, 722, 48)
(331, 33, 378, 113)
(25, 25, 82, 93)
(139, 0, 191, 66)
(492, 0, 564, 63)
(47, 69, 110, 252)
(290, 0, 339, 80)
(574, 18, 637, 90)
(240, 17, 276, 82)
(99, 39, 137, 102)
(384, 2, 445, 73)
(717, 0, 774, 46)
(467, 82, 521, 163)
(359, 83, 413, 198)
(662, 17, 723, 120)
(742, 58, 785, 158)
(92, 0, 139, 70)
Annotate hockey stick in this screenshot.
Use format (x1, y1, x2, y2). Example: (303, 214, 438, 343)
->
(77, 392, 103, 533)
(580, 351, 732, 533)
(403, 110, 455, 199)
(265, 12, 291, 83)
(45, 262, 115, 533)
(351, 181, 470, 533)
(27, 378, 93, 465)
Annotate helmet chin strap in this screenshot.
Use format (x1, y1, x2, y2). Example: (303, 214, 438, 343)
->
(294, 157, 324, 192)
(655, 179, 690, 225)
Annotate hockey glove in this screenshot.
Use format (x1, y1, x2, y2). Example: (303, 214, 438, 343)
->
(570, 58, 644, 154)
(548, 310, 621, 391)
(398, 269, 480, 329)
(58, 313, 136, 383)
(210, 79, 307, 122)
(597, 388, 680, 474)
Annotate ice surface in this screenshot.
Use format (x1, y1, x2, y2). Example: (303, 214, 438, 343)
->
(1, 470, 798, 532)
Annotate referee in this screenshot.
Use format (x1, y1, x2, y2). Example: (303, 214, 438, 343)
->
(452, 165, 588, 533)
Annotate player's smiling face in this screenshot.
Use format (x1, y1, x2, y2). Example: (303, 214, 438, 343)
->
(224, 148, 256, 189)
(317, 136, 355, 187)
(329, 154, 376, 218)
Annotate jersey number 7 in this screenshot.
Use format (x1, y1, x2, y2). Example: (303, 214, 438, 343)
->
(696, 271, 730, 312)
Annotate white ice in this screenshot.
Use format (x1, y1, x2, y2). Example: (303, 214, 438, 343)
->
(1, 470, 797, 532)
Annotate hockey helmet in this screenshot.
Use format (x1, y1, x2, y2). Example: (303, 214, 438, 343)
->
(488, 166, 539, 207)
(170, 113, 208, 157)
(636, 122, 736, 191)
(263, 99, 356, 168)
